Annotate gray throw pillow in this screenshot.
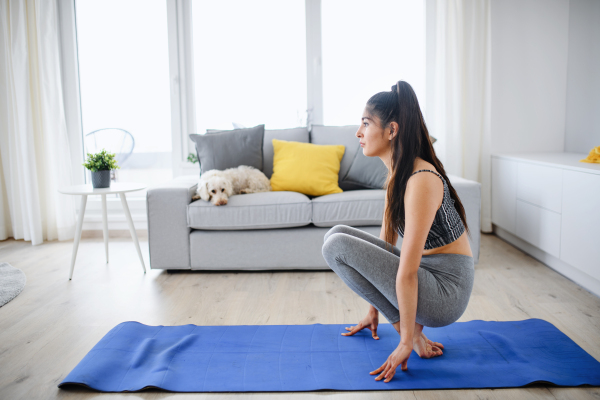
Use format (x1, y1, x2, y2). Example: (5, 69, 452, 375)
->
(189, 124, 265, 176)
(205, 126, 309, 179)
(341, 145, 389, 189)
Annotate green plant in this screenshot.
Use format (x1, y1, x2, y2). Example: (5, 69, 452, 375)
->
(187, 152, 199, 164)
(82, 149, 120, 172)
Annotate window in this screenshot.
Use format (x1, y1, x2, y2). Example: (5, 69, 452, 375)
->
(72, 0, 425, 185)
(75, 0, 173, 197)
(321, 0, 426, 126)
(191, 0, 307, 134)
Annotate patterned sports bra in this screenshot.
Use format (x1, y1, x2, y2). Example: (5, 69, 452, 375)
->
(397, 169, 466, 249)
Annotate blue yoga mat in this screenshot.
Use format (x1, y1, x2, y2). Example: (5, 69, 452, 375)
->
(59, 319, 600, 392)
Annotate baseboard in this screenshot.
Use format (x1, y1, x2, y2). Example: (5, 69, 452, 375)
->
(493, 224, 600, 299)
(81, 229, 148, 239)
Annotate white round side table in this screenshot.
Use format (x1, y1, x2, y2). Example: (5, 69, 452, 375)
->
(58, 182, 147, 280)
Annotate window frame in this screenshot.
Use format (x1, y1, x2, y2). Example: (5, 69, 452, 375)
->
(168, 0, 197, 178)
(58, 0, 427, 230)
(171, 0, 324, 178)
(58, 0, 324, 229)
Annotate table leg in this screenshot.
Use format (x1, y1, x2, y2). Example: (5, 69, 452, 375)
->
(101, 194, 109, 263)
(69, 194, 88, 280)
(119, 192, 146, 273)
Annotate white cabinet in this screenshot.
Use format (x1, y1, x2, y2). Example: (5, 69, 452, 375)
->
(560, 170, 600, 282)
(492, 152, 600, 296)
(515, 200, 561, 258)
(516, 162, 563, 214)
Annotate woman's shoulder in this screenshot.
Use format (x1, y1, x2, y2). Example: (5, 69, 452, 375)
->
(411, 159, 440, 176)
(407, 160, 445, 202)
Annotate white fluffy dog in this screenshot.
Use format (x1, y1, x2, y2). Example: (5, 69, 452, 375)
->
(192, 165, 272, 206)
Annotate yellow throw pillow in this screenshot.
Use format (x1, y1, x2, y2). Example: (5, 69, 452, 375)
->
(270, 139, 345, 196)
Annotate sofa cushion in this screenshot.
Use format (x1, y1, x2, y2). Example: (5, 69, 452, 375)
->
(310, 125, 365, 190)
(189, 124, 265, 175)
(263, 127, 309, 179)
(188, 191, 312, 230)
(311, 189, 385, 227)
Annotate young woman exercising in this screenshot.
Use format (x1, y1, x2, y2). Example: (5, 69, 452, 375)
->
(321, 81, 474, 383)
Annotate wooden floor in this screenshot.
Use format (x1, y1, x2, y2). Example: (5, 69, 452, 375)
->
(0, 232, 599, 399)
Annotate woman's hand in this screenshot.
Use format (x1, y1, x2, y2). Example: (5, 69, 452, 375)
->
(370, 342, 413, 382)
(341, 307, 379, 340)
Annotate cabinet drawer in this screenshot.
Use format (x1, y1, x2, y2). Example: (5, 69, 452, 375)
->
(560, 171, 600, 282)
(517, 162, 563, 213)
(516, 199, 561, 258)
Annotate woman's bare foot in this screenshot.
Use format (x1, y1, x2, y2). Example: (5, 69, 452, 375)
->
(420, 331, 444, 351)
(413, 333, 443, 358)
(391, 321, 444, 358)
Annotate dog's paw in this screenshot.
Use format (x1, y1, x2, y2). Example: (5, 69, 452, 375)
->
(192, 194, 201, 200)
(240, 188, 251, 194)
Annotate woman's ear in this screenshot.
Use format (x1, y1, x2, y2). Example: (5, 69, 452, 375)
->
(198, 180, 210, 201)
(389, 121, 399, 140)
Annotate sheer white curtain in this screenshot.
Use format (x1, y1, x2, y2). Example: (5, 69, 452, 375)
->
(427, 0, 492, 233)
(0, 0, 76, 245)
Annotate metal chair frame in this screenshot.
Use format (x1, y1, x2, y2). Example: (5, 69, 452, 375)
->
(84, 127, 136, 167)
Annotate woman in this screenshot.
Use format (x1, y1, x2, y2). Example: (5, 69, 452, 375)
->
(321, 80, 474, 383)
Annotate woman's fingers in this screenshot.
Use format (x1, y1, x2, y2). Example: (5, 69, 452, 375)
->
(381, 361, 398, 382)
(371, 324, 379, 340)
(342, 322, 380, 340)
(374, 359, 397, 382)
(372, 360, 407, 382)
(401, 359, 408, 371)
(384, 367, 396, 383)
(372, 345, 413, 382)
(376, 366, 388, 381)
(342, 322, 363, 336)
(370, 362, 386, 375)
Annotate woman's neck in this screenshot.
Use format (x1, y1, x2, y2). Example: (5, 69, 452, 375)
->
(381, 151, 424, 173)
(380, 149, 393, 172)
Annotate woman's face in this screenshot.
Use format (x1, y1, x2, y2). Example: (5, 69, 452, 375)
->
(355, 108, 391, 158)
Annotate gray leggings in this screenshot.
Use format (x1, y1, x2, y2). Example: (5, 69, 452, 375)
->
(322, 225, 474, 327)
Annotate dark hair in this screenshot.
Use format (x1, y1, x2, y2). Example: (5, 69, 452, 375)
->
(366, 80, 470, 253)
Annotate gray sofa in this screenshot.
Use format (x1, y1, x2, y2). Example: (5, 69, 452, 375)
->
(146, 126, 481, 270)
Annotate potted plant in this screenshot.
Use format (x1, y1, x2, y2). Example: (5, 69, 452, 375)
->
(82, 149, 120, 188)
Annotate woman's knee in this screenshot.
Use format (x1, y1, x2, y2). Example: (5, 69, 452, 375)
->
(321, 231, 353, 260)
(323, 224, 351, 243)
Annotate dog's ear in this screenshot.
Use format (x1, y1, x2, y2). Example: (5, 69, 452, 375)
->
(198, 180, 211, 201)
(224, 180, 234, 197)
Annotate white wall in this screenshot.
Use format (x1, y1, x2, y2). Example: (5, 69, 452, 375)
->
(491, 0, 570, 154)
(564, 0, 600, 153)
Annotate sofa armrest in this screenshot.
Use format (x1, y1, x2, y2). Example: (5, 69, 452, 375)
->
(147, 179, 198, 269)
(447, 174, 481, 264)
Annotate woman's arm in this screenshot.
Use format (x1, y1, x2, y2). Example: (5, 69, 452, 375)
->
(396, 172, 443, 344)
(371, 172, 443, 382)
